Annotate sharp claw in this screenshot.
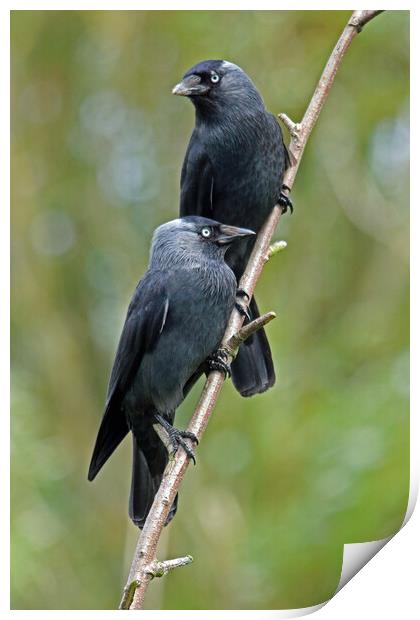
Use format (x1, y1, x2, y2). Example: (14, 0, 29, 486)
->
(236, 288, 250, 302)
(179, 430, 199, 445)
(279, 191, 294, 215)
(177, 438, 196, 464)
(154, 413, 198, 461)
(235, 301, 251, 321)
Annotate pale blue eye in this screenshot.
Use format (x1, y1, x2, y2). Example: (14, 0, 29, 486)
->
(211, 73, 220, 83)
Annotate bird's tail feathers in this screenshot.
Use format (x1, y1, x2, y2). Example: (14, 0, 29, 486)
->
(88, 396, 129, 482)
(129, 433, 177, 529)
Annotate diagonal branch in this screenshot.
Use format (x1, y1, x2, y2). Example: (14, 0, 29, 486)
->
(279, 9, 384, 190)
(119, 9, 384, 610)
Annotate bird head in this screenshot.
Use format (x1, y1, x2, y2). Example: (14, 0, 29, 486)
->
(172, 60, 264, 115)
(151, 216, 255, 267)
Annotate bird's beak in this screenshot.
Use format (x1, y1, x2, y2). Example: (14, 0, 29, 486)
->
(172, 74, 209, 97)
(216, 224, 256, 245)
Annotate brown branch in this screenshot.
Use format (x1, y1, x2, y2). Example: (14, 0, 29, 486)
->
(119, 9, 384, 610)
(226, 311, 276, 354)
(120, 556, 193, 610)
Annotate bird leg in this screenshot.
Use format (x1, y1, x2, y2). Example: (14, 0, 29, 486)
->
(206, 348, 232, 378)
(278, 184, 294, 214)
(154, 413, 198, 463)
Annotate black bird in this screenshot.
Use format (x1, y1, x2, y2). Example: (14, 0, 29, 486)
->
(173, 59, 291, 397)
(88, 216, 255, 528)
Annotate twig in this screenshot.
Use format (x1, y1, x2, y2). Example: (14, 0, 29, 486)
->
(268, 240, 287, 258)
(120, 9, 384, 610)
(225, 311, 276, 355)
(120, 556, 193, 609)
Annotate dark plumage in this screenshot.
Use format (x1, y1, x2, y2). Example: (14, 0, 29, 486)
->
(88, 216, 254, 528)
(173, 59, 290, 397)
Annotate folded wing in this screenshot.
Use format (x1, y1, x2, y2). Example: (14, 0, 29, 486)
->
(87, 272, 170, 481)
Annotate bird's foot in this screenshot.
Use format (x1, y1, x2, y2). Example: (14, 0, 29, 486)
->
(206, 348, 232, 379)
(235, 301, 251, 321)
(154, 413, 198, 463)
(235, 288, 251, 320)
(236, 288, 250, 302)
(236, 288, 251, 320)
(279, 185, 294, 214)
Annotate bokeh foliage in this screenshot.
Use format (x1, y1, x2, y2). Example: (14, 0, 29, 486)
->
(11, 10, 409, 610)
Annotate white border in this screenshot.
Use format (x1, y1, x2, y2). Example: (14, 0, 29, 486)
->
(4, 2, 416, 617)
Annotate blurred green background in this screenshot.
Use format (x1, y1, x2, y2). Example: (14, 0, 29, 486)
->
(11, 10, 409, 611)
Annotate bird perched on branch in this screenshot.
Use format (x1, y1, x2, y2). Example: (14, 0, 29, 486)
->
(173, 59, 291, 397)
(88, 216, 255, 528)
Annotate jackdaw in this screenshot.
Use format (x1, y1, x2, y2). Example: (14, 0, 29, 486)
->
(88, 216, 255, 528)
(173, 59, 291, 397)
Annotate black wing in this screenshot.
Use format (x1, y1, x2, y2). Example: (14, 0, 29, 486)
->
(180, 132, 214, 217)
(88, 271, 170, 481)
